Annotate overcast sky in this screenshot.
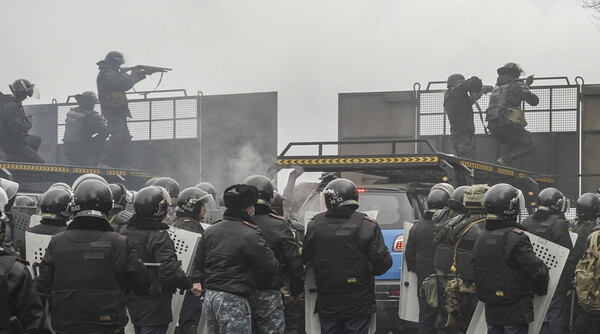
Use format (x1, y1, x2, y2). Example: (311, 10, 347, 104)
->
(4, 0, 598, 156)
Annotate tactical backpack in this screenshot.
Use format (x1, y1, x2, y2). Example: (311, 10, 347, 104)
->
(575, 230, 600, 313)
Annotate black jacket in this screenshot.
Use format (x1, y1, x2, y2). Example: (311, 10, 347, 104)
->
(405, 211, 436, 283)
(35, 216, 151, 333)
(252, 205, 304, 295)
(196, 209, 279, 297)
(0, 94, 32, 144)
(120, 215, 190, 326)
(0, 249, 52, 334)
(472, 219, 549, 325)
(444, 76, 483, 137)
(109, 209, 133, 234)
(522, 210, 572, 294)
(303, 206, 392, 318)
(96, 61, 145, 120)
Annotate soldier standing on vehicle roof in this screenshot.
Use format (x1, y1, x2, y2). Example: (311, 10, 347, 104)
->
(444, 74, 491, 159)
(303, 178, 392, 334)
(568, 193, 600, 333)
(62, 91, 109, 167)
(0, 79, 44, 163)
(406, 183, 453, 334)
(121, 185, 191, 334)
(432, 185, 469, 334)
(521, 187, 572, 334)
(196, 184, 279, 334)
(243, 175, 304, 334)
(96, 51, 150, 168)
(172, 187, 214, 334)
(486, 63, 539, 166)
(35, 179, 152, 334)
(472, 183, 549, 334)
(0, 187, 52, 334)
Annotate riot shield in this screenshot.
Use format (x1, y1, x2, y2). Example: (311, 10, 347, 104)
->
(12, 210, 32, 256)
(399, 221, 419, 323)
(24, 231, 52, 277)
(305, 264, 377, 333)
(467, 232, 569, 334)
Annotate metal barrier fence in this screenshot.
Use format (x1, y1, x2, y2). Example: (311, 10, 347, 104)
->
(56, 96, 199, 143)
(417, 78, 580, 137)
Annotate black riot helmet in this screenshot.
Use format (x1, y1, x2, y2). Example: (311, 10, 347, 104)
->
(484, 183, 524, 220)
(104, 51, 125, 67)
(323, 178, 359, 210)
(9, 79, 35, 101)
(195, 182, 217, 201)
(109, 183, 129, 209)
(49, 182, 72, 192)
(153, 177, 180, 205)
(576, 193, 600, 220)
(144, 177, 159, 187)
(497, 62, 523, 77)
(272, 191, 284, 216)
(447, 74, 465, 89)
(243, 175, 274, 207)
(134, 186, 171, 218)
(427, 183, 454, 210)
(177, 187, 213, 217)
(72, 173, 108, 191)
(448, 186, 469, 213)
(72, 179, 113, 220)
(40, 188, 72, 221)
(538, 187, 569, 213)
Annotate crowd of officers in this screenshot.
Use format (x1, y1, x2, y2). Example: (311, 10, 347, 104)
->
(0, 51, 158, 168)
(406, 182, 600, 334)
(0, 173, 392, 334)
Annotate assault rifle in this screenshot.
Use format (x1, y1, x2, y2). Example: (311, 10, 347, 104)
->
(121, 65, 172, 75)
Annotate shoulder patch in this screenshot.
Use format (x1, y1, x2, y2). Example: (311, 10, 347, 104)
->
(511, 228, 524, 234)
(364, 216, 378, 224)
(268, 213, 285, 221)
(242, 221, 259, 229)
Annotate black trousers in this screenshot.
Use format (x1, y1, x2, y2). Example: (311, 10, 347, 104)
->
(319, 315, 370, 334)
(2, 134, 44, 163)
(101, 118, 131, 167)
(489, 122, 536, 163)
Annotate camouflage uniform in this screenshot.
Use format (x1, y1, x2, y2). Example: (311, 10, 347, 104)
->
(203, 289, 252, 334)
(248, 289, 285, 333)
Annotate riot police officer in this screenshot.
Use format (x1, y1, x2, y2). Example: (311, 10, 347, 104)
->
(172, 187, 214, 334)
(153, 177, 180, 224)
(0, 79, 44, 163)
(486, 63, 539, 166)
(568, 193, 600, 333)
(432, 185, 469, 333)
(472, 183, 549, 334)
(0, 178, 19, 255)
(522, 187, 572, 334)
(35, 179, 152, 334)
(196, 184, 279, 334)
(444, 74, 487, 158)
(120, 185, 191, 334)
(62, 91, 109, 166)
(303, 178, 392, 333)
(406, 183, 453, 334)
(27, 187, 71, 236)
(244, 175, 304, 334)
(108, 183, 132, 233)
(0, 187, 52, 333)
(97, 51, 149, 168)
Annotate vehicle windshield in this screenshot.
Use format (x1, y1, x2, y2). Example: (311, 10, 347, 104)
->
(298, 189, 415, 229)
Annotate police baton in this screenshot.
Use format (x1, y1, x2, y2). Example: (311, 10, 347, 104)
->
(9, 316, 26, 334)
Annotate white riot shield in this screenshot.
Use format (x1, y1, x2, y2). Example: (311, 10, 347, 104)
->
(399, 221, 419, 323)
(24, 231, 52, 277)
(305, 264, 377, 333)
(467, 232, 569, 334)
(125, 227, 201, 334)
(12, 211, 32, 255)
(28, 214, 42, 228)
